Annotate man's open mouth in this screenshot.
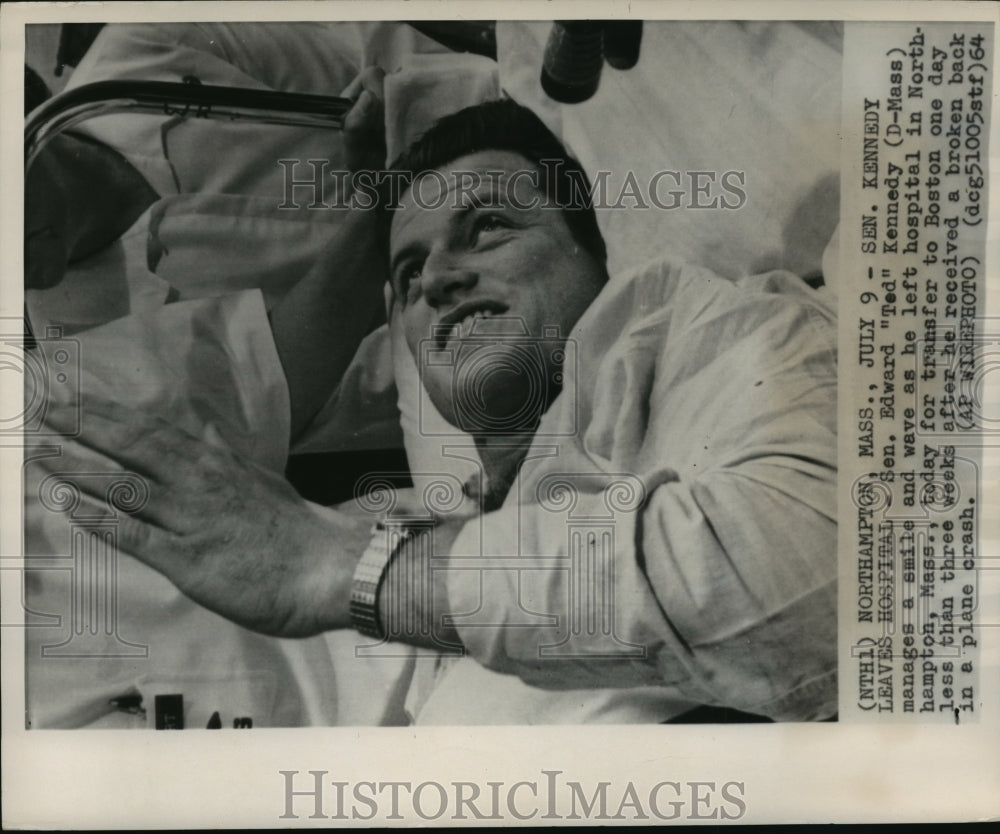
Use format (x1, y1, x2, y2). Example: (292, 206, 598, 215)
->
(436, 301, 509, 348)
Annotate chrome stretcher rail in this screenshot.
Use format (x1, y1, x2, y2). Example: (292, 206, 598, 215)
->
(25, 79, 352, 169)
(22, 80, 352, 342)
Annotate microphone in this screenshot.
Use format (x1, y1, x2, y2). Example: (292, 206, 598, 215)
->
(540, 21, 606, 104)
(540, 21, 644, 104)
(603, 20, 643, 70)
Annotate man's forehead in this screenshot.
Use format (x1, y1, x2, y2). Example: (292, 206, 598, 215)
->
(392, 150, 542, 222)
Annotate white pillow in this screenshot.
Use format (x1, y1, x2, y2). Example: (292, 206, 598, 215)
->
(496, 21, 843, 283)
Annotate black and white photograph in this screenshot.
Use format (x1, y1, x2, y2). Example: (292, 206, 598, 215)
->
(3, 0, 998, 827)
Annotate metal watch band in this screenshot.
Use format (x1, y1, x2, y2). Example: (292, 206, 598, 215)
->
(349, 522, 414, 640)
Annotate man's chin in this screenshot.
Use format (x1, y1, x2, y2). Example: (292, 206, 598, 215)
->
(425, 375, 550, 436)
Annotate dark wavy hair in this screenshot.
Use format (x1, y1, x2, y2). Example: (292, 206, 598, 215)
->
(385, 98, 607, 266)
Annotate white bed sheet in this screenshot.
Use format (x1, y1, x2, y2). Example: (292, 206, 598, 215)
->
(497, 20, 843, 283)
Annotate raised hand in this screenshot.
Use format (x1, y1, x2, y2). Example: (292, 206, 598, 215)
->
(38, 397, 369, 637)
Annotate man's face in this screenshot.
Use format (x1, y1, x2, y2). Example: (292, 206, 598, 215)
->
(389, 150, 605, 431)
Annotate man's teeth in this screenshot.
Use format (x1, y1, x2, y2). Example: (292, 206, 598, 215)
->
(449, 310, 495, 340)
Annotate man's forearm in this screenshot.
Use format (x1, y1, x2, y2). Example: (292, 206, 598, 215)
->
(269, 206, 388, 441)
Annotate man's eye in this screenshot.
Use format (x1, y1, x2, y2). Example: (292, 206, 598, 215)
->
(473, 214, 506, 240)
(398, 262, 423, 296)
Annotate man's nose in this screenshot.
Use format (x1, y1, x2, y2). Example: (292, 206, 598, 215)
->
(422, 251, 478, 307)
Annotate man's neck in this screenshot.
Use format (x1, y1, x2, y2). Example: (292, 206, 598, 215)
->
(469, 432, 536, 512)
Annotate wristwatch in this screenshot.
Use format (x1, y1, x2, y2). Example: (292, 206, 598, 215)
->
(349, 521, 417, 639)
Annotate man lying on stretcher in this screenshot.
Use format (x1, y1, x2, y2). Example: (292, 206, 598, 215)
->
(34, 65, 838, 722)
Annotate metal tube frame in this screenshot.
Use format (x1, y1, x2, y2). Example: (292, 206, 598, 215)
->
(25, 79, 352, 170)
(23, 80, 351, 342)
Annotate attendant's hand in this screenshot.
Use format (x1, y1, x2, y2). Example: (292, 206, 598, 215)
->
(341, 66, 387, 174)
(25, 145, 75, 290)
(39, 397, 369, 637)
(25, 134, 157, 291)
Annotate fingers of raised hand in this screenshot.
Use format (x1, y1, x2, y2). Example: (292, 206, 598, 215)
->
(343, 67, 387, 171)
(45, 398, 201, 484)
(341, 65, 386, 102)
(38, 399, 247, 534)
